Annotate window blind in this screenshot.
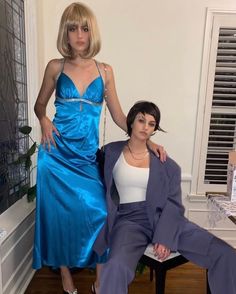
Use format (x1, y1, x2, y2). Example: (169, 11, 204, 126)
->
(204, 27, 236, 185)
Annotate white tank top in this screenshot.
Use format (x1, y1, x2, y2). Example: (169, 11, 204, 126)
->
(112, 153, 149, 204)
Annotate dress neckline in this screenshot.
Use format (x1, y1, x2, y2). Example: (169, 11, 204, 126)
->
(60, 72, 102, 97)
(59, 59, 103, 97)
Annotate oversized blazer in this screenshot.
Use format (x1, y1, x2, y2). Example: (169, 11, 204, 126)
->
(93, 140, 213, 257)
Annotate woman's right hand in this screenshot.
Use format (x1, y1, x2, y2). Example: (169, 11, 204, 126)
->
(40, 116, 60, 151)
(153, 243, 171, 261)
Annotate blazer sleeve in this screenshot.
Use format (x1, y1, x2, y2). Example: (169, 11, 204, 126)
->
(152, 163, 186, 251)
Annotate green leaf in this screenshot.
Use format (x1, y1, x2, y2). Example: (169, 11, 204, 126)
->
(17, 125, 38, 202)
(26, 142, 37, 156)
(25, 156, 32, 169)
(14, 154, 27, 165)
(19, 184, 30, 197)
(19, 126, 32, 135)
(135, 262, 146, 275)
(27, 185, 36, 202)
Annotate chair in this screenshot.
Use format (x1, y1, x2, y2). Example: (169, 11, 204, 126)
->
(139, 244, 211, 294)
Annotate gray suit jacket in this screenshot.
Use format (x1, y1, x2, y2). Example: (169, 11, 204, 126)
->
(93, 140, 213, 256)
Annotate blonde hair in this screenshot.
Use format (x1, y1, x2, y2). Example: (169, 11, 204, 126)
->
(57, 2, 101, 59)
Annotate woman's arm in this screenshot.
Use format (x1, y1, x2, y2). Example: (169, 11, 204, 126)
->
(152, 161, 185, 250)
(34, 59, 61, 150)
(102, 64, 127, 132)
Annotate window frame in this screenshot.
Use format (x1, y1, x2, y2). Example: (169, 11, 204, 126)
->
(0, 0, 38, 243)
(190, 9, 236, 197)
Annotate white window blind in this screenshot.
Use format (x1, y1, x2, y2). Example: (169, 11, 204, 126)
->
(191, 11, 236, 196)
(205, 27, 236, 185)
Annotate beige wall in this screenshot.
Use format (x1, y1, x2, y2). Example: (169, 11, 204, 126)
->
(35, 0, 236, 176)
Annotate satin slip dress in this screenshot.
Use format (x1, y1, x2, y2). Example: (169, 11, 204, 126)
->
(33, 60, 107, 269)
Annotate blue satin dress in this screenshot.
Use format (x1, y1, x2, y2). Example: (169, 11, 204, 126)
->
(33, 66, 107, 269)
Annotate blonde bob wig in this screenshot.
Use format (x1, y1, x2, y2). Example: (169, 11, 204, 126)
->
(57, 2, 101, 59)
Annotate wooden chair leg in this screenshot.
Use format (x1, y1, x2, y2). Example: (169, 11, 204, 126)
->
(150, 267, 154, 281)
(155, 267, 167, 294)
(206, 270, 211, 294)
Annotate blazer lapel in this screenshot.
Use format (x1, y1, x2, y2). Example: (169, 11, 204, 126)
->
(146, 152, 168, 224)
(104, 141, 127, 189)
(104, 141, 127, 231)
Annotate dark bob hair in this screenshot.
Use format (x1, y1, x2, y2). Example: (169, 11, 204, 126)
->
(126, 101, 165, 137)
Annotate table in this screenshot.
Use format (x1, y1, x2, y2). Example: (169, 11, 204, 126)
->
(207, 194, 236, 225)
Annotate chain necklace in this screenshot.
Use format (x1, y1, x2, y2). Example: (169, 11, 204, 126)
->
(127, 143, 149, 161)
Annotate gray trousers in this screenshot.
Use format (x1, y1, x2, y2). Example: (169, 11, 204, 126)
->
(100, 202, 236, 294)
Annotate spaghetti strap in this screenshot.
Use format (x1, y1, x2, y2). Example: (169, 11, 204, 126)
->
(61, 58, 66, 73)
(102, 63, 108, 100)
(94, 61, 108, 100)
(94, 60, 102, 77)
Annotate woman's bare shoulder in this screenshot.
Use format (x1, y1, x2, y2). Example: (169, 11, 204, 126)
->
(45, 58, 65, 77)
(96, 60, 113, 73)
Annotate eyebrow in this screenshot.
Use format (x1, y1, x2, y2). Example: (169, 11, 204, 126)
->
(136, 115, 156, 123)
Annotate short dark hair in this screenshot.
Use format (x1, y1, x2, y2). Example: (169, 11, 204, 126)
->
(126, 101, 165, 136)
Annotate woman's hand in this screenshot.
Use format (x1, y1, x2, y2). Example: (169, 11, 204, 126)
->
(153, 243, 171, 261)
(40, 116, 59, 151)
(147, 140, 167, 162)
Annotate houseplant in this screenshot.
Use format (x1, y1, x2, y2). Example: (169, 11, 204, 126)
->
(16, 125, 37, 202)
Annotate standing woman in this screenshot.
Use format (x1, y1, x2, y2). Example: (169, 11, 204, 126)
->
(33, 2, 165, 294)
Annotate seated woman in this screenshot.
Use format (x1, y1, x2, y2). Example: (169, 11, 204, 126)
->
(93, 101, 236, 294)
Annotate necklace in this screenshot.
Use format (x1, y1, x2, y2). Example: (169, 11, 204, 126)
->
(127, 143, 149, 161)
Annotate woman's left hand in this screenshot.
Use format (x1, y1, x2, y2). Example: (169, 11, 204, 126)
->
(147, 140, 167, 162)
